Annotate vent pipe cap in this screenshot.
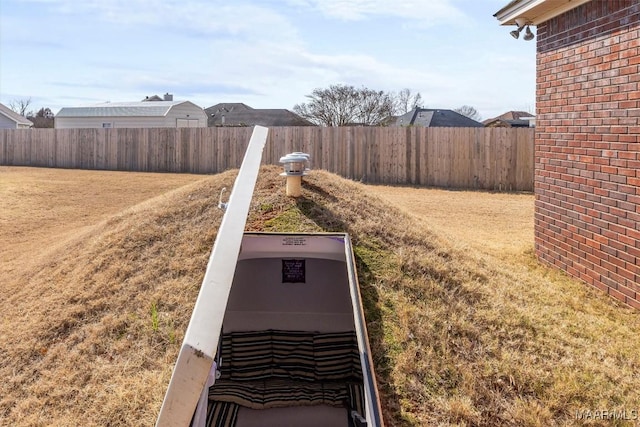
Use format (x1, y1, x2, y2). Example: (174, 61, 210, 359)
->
(279, 152, 310, 176)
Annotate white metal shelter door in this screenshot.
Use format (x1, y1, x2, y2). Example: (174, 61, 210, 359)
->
(176, 118, 200, 128)
(155, 125, 269, 427)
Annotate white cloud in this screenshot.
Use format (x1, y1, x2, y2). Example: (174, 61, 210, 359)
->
(2, 0, 535, 119)
(25, 0, 300, 42)
(179, 36, 462, 110)
(285, 0, 467, 26)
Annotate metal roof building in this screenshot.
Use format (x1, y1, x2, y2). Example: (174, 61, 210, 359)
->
(55, 101, 207, 129)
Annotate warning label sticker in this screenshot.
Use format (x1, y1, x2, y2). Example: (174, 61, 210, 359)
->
(282, 236, 307, 246)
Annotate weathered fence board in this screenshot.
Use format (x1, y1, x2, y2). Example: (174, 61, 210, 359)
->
(0, 127, 535, 191)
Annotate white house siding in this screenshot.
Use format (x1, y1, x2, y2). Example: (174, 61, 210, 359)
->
(0, 114, 17, 129)
(0, 115, 31, 129)
(56, 116, 174, 129)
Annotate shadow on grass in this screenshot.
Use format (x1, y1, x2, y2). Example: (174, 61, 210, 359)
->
(300, 180, 340, 203)
(295, 196, 346, 233)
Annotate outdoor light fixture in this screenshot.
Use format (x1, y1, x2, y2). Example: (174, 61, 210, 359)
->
(523, 25, 535, 41)
(510, 25, 524, 39)
(510, 18, 534, 41)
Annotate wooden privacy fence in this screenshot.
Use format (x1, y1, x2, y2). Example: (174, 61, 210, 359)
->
(0, 127, 534, 191)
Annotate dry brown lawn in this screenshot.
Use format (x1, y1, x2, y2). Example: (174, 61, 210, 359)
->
(366, 185, 534, 256)
(1, 166, 638, 427)
(0, 167, 206, 280)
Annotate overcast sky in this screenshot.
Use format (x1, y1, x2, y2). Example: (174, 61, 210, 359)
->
(0, 0, 536, 120)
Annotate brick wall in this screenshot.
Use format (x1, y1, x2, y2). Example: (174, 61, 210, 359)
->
(536, 0, 640, 308)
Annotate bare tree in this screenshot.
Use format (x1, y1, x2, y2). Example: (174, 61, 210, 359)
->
(9, 98, 32, 117)
(27, 107, 54, 128)
(454, 105, 481, 121)
(356, 88, 394, 126)
(392, 88, 423, 115)
(294, 84, 394, 126)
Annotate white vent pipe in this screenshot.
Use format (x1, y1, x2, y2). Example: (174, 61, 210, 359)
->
(279, 152, 310, 197)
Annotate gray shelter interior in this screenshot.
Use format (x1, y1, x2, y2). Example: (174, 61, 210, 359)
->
(207, 233, 373, 427)
(224, 257, 355, 333)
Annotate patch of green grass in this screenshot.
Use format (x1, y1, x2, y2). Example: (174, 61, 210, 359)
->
(168, 329, 177, 345)
(263, 206, 322, 233)
(150, 302, 159, 333)
(263, 208, 302, 231)
(258, 202, 274, 212)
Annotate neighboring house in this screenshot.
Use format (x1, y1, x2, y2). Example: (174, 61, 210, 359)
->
(495, 0, 640, 308)
(205, 103, 314, 127)
(55, 100, 207, 129)
(0, 102, 33, 129)
(142, 93, 173, 102)
(483, 111, 536, 127)
(393, 108, 484, 127)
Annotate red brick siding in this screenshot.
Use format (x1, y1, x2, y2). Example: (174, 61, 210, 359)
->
(536, 0, 640, 308)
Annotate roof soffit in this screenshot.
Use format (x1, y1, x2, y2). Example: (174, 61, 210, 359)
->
(494, 0, 592, 25)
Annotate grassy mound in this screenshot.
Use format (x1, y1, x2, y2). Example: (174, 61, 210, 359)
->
(1, 165, 638, 426)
